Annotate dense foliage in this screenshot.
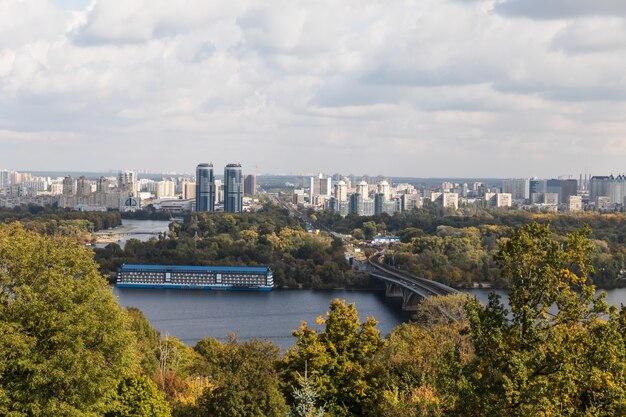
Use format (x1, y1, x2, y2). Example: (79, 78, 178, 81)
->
(2, 214, 625, 416)
(0, 223, 166, 417)
(315, 207, 626, 287)
(0, 205, 121, 241)
(95, 204, 372, 289)
(456, 223, 626, 416)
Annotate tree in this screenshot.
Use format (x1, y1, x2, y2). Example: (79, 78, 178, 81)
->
(0, 223, 136, 417)
(375, 295, 474, 417)
(456, 222, 626, 417)
(195, 337, 288, 417)
(106, 376, 172, 417)
(126, 307, 160, 377)
(281, 299, 385, 417)
(287, 367, 326, 417)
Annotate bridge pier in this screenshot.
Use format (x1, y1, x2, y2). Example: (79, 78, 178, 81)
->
(385, 282, 403, 298)
(402, 290, 421, 312)
(385, 282, 422, 311)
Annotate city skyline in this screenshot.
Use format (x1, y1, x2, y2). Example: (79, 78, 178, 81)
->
(2, 1, 626, 176)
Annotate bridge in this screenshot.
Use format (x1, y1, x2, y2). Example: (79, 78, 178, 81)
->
(262, 191, 458, 311)
(356, 253, 458, 311)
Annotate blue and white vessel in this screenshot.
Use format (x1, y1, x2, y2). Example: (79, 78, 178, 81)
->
(116, 264, 273, 291)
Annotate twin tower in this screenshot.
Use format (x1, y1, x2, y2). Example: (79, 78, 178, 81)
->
(196, 163, 243, 213)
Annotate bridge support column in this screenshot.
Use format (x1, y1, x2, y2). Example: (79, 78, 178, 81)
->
(402, 289, 421, 312)
(385, 282, 403, 298)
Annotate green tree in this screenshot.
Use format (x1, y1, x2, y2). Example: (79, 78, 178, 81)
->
(195, 337, 288, 417)
(287, 367, 326, 417)
(126, 307, 160, 377)
(362, 221, 377, 240)
(106, 376, 172, 417)
(456, 222, 626, 417)
(281, 299, 385, 417)
(0, 223, 136, 417)
(375, 295, 473, 417)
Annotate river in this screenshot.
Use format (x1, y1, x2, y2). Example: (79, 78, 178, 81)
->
(113, 287, 410, 350)
(108, 220, 626, 350)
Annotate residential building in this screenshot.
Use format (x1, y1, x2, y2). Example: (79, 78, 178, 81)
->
(590, 175, 626, 206)
(502, 178, 529, 201)
(485, 192, 512, 207)
(196, 163, 215, 212)
(244, 174, 256, 196)
(224, 163, 243, 212)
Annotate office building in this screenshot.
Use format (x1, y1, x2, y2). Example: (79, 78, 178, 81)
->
(224, 163, 243, 212)
(196, 163, 215, 212)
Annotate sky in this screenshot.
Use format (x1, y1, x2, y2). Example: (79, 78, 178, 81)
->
(1, 0, 625, 177)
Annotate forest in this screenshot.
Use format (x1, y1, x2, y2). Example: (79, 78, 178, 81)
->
(0, 222, 624, 417)
(0, 205, 122, 241)
(94, 204, 372, 289)
(314, 206, 626, 288)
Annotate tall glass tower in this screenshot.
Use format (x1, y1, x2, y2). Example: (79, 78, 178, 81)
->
(196, 163, 215, 212)
(224, 163, 243, 212)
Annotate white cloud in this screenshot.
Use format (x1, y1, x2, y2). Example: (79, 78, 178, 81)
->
(0, 0, 625, 177)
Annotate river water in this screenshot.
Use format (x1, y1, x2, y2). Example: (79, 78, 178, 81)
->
(109, 220, 626, 350)
(113, 287, 409, 350)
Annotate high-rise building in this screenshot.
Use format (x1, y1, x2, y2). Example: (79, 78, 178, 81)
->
(377, 181, 391, 201)
(349, 193, 374, 216)
(334, 180, 348, 201)
(196, 163, 215, 212)
(356, 181, 369, 198)
(0, 170, 9, 190)
(590, 175, 626, 206)
(529, 179, 547, 195)
(502, 178, 530, 201)
(118, 171, 138, 196)
(244, 174, 256, 196)
(561, 179, 578, 204)
(76, 176, 91, 197)
(214, 179, 223, 205)
(183, 181, 196, 200)
(156, 180, 176, 199)
(62, 176, 75, 196)
(224, 163, 243, 212)
(97, 177, 112, 194)
(319, 176, 332, 197)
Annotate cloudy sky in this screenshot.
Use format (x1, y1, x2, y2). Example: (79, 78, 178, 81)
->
(1, 0, 625, 177)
